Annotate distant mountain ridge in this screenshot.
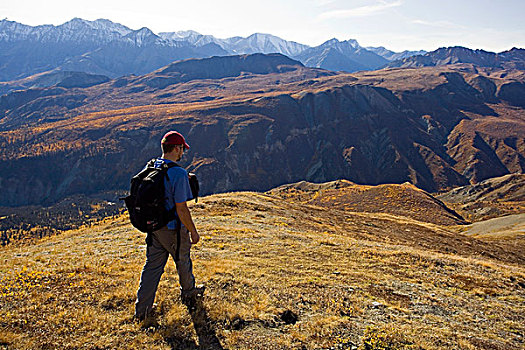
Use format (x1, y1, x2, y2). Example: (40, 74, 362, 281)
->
(138, 53, 305, 89)
(367, 46, 427, 61)
(0, 18, 229, 81)
(386, 46, 525, 70)
(0, 17, 423, 84)
(2, 18, 523, 88)
(0, 18, 132, 43)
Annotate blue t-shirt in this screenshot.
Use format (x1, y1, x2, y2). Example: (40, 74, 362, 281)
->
(153, 158, 193, 229)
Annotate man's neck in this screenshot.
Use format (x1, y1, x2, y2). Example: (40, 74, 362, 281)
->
(161, 153, 179, 163)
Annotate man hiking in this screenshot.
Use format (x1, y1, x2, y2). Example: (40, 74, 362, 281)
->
(134, 130, 204, 320)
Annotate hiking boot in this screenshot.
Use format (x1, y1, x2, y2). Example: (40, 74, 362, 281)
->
(133, 313, 146, 322)
(181, 285, 205, 307)
(134, 304, 158, 324)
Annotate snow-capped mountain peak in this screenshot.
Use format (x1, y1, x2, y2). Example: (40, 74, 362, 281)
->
(176, 30, 201, 39)
(321, 38, 341, 46)
(56, 18, 132, 42)
(159, 30, 201, 41)
(58, 17, 128, 33)
(320, 38, 362, 50)
(158, 30, 220, 48)
(0, 17, 436, 83)
(0, 19, 38, 41)
(124, 27, 165, 47)
(229, 33, 309, 57)
(0, 17, 133, 44)
(346, 39, 360, 49)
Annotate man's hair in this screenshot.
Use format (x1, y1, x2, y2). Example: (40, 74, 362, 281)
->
(162, 143, 178, 154)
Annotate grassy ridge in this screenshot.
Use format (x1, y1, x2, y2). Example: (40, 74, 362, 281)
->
(1, 191, 524, 349)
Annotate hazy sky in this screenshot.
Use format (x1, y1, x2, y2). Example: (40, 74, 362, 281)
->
(2, 0, 524, 52)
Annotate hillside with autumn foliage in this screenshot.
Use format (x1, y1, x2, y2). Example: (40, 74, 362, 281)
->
(0, 54, 524, 212)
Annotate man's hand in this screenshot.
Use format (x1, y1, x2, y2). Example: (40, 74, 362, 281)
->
(190, 230, 200, 244)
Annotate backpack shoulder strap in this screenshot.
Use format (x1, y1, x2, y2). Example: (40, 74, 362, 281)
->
(163, 162, 180, 183)
(146, 158, 157, 168)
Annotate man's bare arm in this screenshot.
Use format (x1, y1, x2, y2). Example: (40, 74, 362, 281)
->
(175, 201, 199, 244)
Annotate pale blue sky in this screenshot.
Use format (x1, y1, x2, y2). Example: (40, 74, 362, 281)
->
(1, 0, 524, 52)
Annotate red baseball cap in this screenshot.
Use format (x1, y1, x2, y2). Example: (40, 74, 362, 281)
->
(161, 131, 190, 149)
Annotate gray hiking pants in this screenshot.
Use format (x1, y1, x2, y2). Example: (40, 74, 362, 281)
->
(135, 226, 195, 318)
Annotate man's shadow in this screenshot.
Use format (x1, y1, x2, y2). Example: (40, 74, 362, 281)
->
(188, 298, 224, 349)
(165, 299, 224, 350)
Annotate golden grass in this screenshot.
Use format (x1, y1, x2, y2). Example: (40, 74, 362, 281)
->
(1, 191, 524, 349)
(269, 181, 468, 226)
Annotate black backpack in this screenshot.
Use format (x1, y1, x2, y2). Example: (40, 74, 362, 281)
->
(123, 159, 199, 234)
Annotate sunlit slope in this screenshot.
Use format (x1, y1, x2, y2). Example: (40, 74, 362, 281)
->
(465, 213, 525, 239)
(1, 189, 524, 349)
(437, 174, 525, 221)
(269, 180, 467, 226)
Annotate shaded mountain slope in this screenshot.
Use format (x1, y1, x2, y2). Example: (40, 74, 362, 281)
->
(0, 55, 524, 206)
(1, 189, 524, 349)
(387, 47, 525, 70)
(141, 53, 305, 87)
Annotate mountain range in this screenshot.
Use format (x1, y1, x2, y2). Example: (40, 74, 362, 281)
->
(1, 17, 524, 210)
(366, 46, 427, 61)
(0, 52, 524, 207)
(3, 17, 523, 94)
(0, 17, 420, 84)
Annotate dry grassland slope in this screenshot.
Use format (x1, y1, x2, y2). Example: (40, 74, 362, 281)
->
(1, 189, 524, 349)
(437, 174, 525, 221)
(269, 180, 468, 226)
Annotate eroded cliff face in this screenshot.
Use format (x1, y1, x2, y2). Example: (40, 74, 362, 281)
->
(185, 72, 524, 197)
(185, 84, 468, 196)
(0, 58, 524, 206)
